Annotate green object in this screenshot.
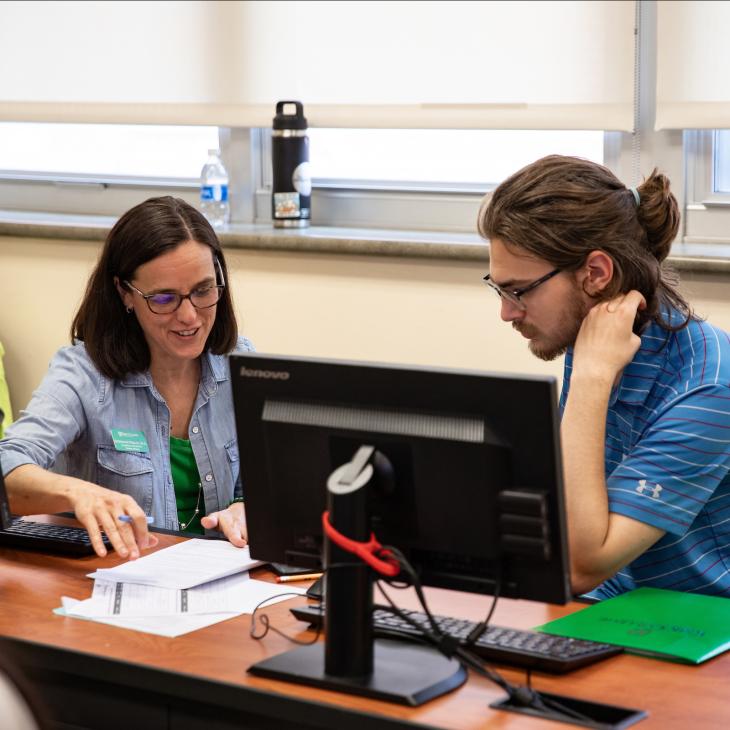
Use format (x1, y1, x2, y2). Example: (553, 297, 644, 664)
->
(170, 436, 204, 535)
(536, 587, 730, 664)
(110, 428, 149, 453)
(0, 341, 12, 439)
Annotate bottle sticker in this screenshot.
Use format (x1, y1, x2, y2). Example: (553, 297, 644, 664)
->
(292, 162, 312, 197)
(274, 192, 301, 218)
(201, 185, 228, 202)
(110, 429, 149, 453)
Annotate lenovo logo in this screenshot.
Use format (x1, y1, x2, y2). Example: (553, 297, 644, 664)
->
(239, 366, 290, 381)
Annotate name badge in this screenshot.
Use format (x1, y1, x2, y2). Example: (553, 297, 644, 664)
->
(111, 429, 149, 453)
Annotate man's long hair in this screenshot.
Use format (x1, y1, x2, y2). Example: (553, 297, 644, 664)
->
(478, 155, 693, 332)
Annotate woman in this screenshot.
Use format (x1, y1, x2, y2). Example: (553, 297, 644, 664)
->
(0, 197, 253, 559)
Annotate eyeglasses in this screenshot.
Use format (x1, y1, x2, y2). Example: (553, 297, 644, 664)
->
(482, 268, 561, 311)
(124, 258, 226, 315)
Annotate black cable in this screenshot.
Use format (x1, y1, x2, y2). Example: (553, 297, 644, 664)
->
(250, 591, 323, 645)
(378, 546, 442, 635)
(260, 543, 595, 724)
(374, 576, 515, 693)
(373, 548, 595, 724)
(373, 549, 515, 692)
(248, 558, 365, 646)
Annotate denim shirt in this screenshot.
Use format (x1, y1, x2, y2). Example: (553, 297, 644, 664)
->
(0, 336, 254, 530)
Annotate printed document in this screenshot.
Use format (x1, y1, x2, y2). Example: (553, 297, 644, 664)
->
(66, 574, 304, 618)
(88, 538, 263, 589)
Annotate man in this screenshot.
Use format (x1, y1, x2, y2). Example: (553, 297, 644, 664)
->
(478, 155, 730, 599)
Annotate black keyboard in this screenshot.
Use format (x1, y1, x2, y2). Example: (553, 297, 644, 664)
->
(290, 604, 622, 674)
(0, 518, 110, 556)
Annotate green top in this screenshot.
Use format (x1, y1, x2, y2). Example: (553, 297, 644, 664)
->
(170, 436, 204, 535)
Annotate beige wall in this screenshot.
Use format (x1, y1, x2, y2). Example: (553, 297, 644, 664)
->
(1, 235, 729, 413)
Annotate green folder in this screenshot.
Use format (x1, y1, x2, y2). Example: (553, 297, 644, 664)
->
(535, 587, 730, 664)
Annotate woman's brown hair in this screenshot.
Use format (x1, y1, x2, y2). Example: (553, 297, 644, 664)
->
(478, 155, 692, 332)
(71, 196, 238, 379)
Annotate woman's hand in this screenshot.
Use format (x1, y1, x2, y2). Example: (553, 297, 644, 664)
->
(67, 481, 158, 559)
(5, 464, 156, 560)
(200, 501, 248, 547)
(572, 290, 647, 386)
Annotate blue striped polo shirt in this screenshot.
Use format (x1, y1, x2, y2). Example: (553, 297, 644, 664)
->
(560, 310, 730, 599)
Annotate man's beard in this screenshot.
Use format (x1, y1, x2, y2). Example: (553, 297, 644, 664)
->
(514, 297, 589, 362)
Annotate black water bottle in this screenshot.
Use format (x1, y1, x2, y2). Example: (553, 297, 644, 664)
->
(272, 100, 311, 228)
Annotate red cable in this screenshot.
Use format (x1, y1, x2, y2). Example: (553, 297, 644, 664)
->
(322, 511, 400, 577)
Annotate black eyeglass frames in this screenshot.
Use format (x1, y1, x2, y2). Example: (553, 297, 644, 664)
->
(124, 257, 226, 315)
(482, 268, 561, 310)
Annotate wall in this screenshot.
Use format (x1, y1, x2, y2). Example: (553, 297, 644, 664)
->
(1, 236, 729, 413)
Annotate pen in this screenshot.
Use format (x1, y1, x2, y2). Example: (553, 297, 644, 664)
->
(276, 572, 323, 583)
(118, 515, 155, 524)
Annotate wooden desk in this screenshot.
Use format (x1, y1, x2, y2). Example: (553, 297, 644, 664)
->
(1, 531, 728, 730)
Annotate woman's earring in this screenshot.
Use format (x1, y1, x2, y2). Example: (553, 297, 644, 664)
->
(126, 306, 133, 314)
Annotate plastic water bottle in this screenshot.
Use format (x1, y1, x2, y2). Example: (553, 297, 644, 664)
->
(200, 149, 230, 229)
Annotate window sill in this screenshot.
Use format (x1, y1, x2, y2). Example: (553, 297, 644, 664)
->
(1, 210, 730, 272)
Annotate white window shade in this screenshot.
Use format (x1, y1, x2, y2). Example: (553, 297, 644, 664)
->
(656, 1, 730, 130)
(0, 0, 635, 130)
(0, 1, 245, 125)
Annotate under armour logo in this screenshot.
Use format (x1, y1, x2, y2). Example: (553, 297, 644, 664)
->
(636, 479, 663, 499)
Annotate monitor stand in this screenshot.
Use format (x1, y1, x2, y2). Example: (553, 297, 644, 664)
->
(249, 446, 466, 706)
(250, 639, 465, 706)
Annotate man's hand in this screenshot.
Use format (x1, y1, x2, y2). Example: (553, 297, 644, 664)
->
(560, 289, 666, 593)
(200, 501, 248, 547)
(572, 290, 646, 385)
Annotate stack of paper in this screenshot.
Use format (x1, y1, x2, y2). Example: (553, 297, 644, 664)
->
(56, 539, 305, 637)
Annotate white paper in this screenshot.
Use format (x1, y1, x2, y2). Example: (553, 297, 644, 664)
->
(67, 575, 304, 618)
(88, 538, 263, 589)
(68, 573, 245, 617)
(58, 597, 238, 638)
(58, 581, 304, 637)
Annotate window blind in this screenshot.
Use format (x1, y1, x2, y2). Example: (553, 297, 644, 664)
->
(656, 1, 730, 130)
(0, 0, 635, 130)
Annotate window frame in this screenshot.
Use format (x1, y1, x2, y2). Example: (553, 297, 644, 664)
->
(0, 126, 621, 233)
(2, 125, 721, 249)
(252, 130, 622, 232)
(683, 129, 730, 245)
(0, 176, 200, 218)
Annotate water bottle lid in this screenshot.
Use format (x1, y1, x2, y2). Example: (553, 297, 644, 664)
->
(273, 100, 308, 130)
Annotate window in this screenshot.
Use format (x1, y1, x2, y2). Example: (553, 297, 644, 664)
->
(256, 128, 608, 232)
(308, 129, 605, 189)
(713, 130, 730, 194)
(684, 130, 730, 245)
(0, 123, 219, 182)
(0, 122, 224, 217)
(1, 123, 609, 232)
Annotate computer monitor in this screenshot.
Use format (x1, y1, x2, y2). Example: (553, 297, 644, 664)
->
(231, 353, 571, 704)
